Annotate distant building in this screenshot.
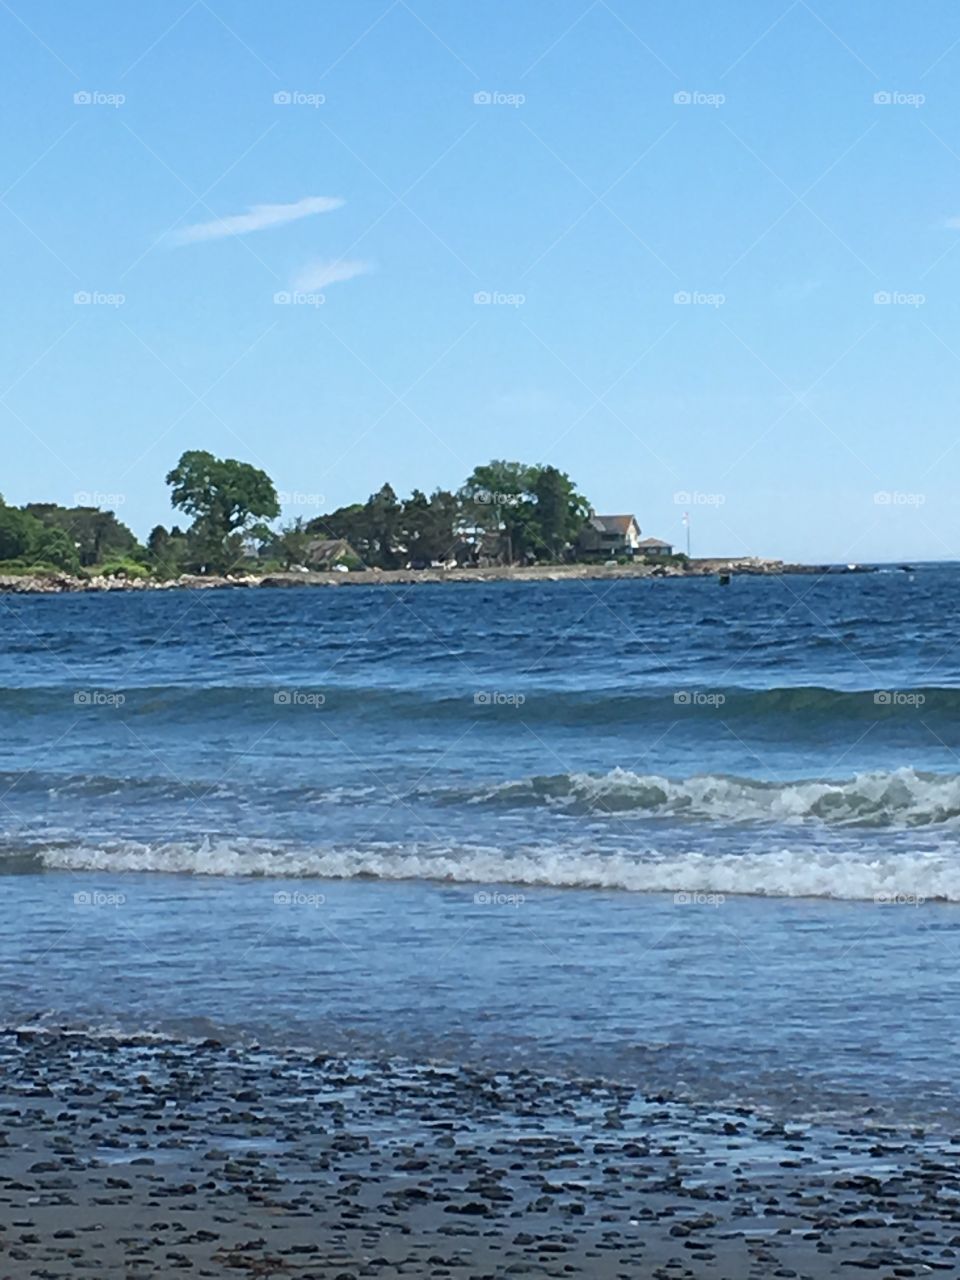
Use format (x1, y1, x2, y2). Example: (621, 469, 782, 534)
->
(304, 537, 360, 569)
(636, 536, 674, 557)
(579, 513, 643, 559)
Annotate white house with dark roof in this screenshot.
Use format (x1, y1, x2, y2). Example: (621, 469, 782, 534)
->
(579, 513, 643, 558)
(579, 515, 675, 560)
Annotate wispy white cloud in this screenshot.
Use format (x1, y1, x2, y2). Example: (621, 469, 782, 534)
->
(171, 196, 344, 246)
(291, 258, 373, 291)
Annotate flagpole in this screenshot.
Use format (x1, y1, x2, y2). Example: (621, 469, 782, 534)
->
(683, 511, 690, 558)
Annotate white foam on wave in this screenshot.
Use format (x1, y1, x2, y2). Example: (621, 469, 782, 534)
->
(469, 766, 960, 827)
(36, 836, 960, 902)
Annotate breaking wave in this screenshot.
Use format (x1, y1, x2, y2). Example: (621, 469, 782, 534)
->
(451, 767, 960, 826)
(20, 835, 960, 901)
(8, 766, 960, 830)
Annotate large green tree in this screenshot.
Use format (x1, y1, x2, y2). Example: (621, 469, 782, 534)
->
(400, 488, 460, 564)
(165, 450, 279, 573)
(146, 524, 191, 577)
(309, 484, 404, 568)
(363, 483, 402, 568)
(0, 506, 36, 561)
(460, 461, 536, 564)
(24, 504, 140, 568)
(0, 503, 80, 571)
(459, 461, 590, 563)
(269, 518, 313, 570)
(531, 465, 591, 560)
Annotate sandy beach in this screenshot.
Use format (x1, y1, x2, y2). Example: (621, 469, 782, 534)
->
(3, 1028, 960, 1279)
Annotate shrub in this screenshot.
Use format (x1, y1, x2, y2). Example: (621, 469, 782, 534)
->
(91, 557, 151, 580)
(0, 560, 72, 577)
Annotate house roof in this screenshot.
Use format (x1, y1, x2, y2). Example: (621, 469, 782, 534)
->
(592, 514, 639, 535)
(306, 537, 356, 560)
(636, 537, 672, 549)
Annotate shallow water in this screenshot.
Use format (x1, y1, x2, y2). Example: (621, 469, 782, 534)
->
(4, 570, 960, 1122)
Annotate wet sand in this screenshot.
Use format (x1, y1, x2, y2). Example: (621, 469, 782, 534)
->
(2, 1029, 959, 1279)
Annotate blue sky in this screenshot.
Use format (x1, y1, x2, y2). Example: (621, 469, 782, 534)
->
(3, 0, 960, 562)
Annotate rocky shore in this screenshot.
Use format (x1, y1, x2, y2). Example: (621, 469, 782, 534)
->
(0, 559, 851, 594)
(3, 1027, 960, 1278)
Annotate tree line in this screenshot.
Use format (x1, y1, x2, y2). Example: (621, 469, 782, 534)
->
(0, 451, 610, 578)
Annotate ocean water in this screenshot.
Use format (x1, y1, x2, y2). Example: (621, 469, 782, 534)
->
(5, 569, 960, 1123)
